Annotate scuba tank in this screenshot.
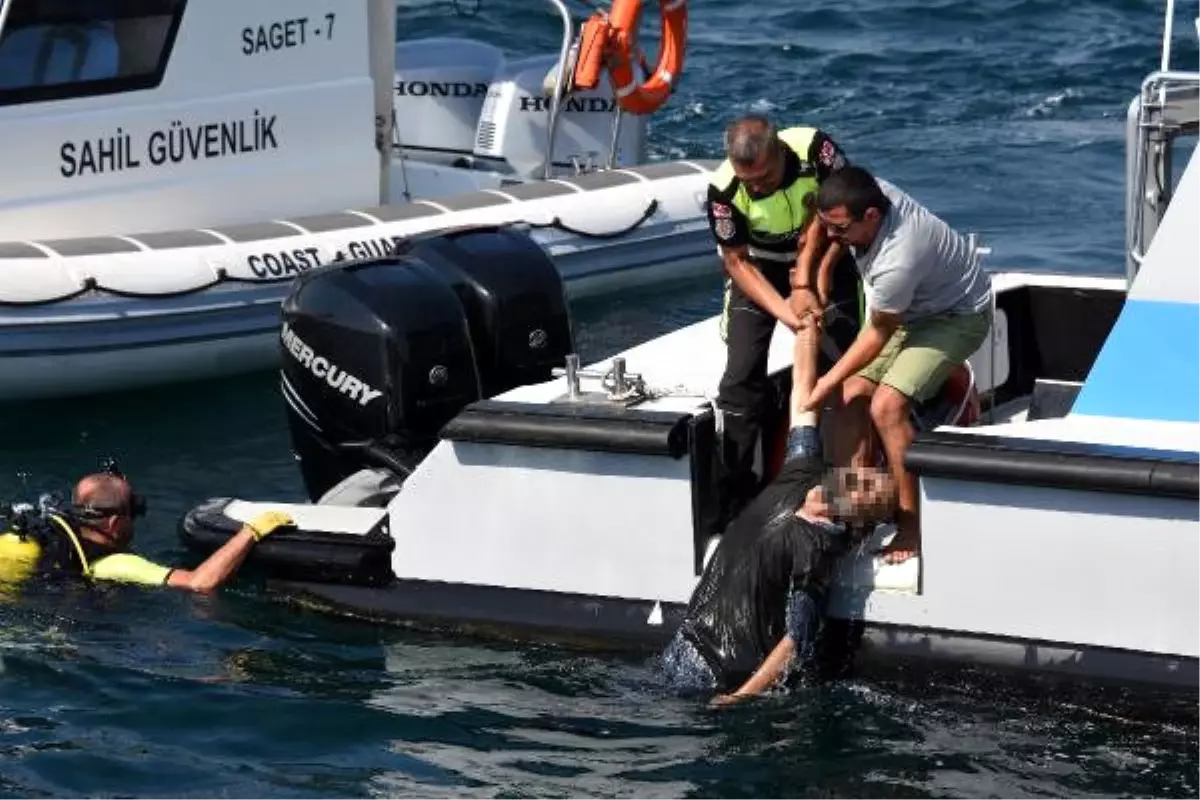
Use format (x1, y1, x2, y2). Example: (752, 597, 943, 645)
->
(0, 500, 56, 586)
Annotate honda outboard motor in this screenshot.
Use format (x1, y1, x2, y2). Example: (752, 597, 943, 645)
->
(280, 226, 574, 501)
(473, 54, 648, 178)
(393, 37, 505, 168)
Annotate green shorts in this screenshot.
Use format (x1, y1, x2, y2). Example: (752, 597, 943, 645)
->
(857, 309, 992, 402)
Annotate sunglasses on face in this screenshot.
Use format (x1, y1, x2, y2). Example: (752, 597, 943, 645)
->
(819, 214, 859, 234)
(74, 494, 147, 521)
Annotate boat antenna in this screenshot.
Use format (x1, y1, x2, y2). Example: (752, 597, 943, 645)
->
(1160, 0, 1175, 74)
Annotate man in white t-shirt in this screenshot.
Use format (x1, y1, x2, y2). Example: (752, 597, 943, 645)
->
(798, 166, 992, 563)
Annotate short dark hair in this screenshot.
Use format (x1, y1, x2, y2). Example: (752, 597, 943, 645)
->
(816, 165, 891, 218)
(723, 114, 780, 167)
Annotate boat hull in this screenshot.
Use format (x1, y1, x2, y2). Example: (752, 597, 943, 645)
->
(0, 161, 719, 401)
(176, 269, 1199, 692)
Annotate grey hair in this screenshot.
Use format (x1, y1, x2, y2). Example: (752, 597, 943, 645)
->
(723, 114, 780, 167)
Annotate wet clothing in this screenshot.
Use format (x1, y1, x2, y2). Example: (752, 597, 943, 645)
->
(0, 514, 172, 588)
(706, 127, 862, 519)
(663, 427, 847, 693)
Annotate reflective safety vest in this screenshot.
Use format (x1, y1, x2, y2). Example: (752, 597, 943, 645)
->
(709, 126, 821, 263)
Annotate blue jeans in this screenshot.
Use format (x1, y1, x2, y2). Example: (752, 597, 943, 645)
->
(785, 425, 822, 462)
(661, 631, 717, 694)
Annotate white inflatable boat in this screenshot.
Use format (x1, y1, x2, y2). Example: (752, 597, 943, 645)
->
(0, 0, 717, 400)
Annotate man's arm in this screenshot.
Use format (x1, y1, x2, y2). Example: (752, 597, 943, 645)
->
(802, 308, 903, 412)
(814, 239, 845, 307)
(709, 185, 803, 331)
(723, 246, 804, 330)
(712, 634, 797, 705)
(790, 129, 851, 322)
(712, 585, 823, 705)
(789, 314, 822, 426)
(167, 510, 294, 594)
(802, 239, 919, 410)
(792, 213, 825, 293)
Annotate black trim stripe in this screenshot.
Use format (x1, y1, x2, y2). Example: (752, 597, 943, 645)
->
(907, 431, 1199, 499)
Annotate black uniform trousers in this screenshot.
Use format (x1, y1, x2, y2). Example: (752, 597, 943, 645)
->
(716, 250, 862, 521)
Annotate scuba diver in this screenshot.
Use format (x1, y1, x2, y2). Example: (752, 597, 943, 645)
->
(0, 460, 294, 593)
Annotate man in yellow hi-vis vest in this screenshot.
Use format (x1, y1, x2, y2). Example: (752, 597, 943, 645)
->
(707, 114, 861, 519)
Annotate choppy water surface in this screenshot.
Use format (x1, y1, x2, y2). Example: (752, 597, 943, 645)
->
(1, 0, 1197, 796)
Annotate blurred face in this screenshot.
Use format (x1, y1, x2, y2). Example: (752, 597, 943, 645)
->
(823, 466, 894, 526)
(732, 146, 785, 198)
(817, 204, 883, 248)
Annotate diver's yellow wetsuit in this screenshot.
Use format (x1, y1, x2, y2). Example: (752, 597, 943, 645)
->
(0, 512, 171, 588)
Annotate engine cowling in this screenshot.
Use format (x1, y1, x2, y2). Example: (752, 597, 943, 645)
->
(280, 226, 574, 500)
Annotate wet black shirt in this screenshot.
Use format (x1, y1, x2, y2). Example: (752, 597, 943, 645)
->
(679, 455, 846, 690)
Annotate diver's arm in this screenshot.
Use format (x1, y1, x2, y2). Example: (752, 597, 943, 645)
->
(167, 527, 258, 594)
(167, 510, 294, 594)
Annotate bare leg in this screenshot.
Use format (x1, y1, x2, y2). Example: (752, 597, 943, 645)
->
(833, 376, 877, 468)
(870, 384, 919, 563)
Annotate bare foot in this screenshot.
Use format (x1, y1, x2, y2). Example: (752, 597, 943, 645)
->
(877, 528, 920, 565)
(878, 545, 919, 565)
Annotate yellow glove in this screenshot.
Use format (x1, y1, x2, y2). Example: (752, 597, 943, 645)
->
(245, 510, 295, 542)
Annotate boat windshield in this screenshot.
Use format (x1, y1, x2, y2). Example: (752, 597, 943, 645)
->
(0, 0, 186, 108)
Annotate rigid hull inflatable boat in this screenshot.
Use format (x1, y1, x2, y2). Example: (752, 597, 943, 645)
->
(0, 0, 714, 401)
(180, 10, 1199, 688)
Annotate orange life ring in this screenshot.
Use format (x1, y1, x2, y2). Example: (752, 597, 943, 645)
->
(570, 0, 687, 114)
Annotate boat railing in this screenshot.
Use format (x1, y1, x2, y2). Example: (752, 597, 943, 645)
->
(1124, 0, 1199, 283)
(1125, 70, 1199, 283)
(541, 0, 630, 179)
(0, 0, 13, 43)
(542, 0, 574, 179)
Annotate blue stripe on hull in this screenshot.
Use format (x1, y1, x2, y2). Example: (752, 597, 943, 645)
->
(1073, 299, 1200, 423)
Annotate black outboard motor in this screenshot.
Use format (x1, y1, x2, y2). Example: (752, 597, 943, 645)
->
(280, 225, 574, 501)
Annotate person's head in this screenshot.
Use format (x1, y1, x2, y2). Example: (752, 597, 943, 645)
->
(71, 473, 142, 551)
(804, 465, 895, 527)
(724, 114, 785, 198)
(814, 165, 892, 248)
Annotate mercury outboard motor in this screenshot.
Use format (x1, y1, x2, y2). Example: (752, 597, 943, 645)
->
(280, 226, 573, 501)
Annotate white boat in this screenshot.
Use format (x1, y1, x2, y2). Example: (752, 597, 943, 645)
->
(0, 0, 717, 401)
(179, 8, 1199, 688)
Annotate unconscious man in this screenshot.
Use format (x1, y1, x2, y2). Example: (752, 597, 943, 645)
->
(661, 313, 896, 703)
(0, 461, 293, 594)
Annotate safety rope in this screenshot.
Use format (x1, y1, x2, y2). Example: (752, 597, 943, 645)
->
(527, 198, 659, 240)
(0, 269, 293, 308)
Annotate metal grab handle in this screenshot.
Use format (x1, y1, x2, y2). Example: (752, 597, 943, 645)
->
(543, 0, 574, 180)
